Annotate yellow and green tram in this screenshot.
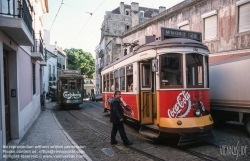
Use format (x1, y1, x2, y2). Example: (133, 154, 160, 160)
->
(57, 70, 84, 108)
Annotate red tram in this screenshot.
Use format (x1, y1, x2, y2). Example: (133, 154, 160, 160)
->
(101, 28, 213, 145)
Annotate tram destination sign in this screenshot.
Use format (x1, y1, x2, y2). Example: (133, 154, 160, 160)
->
(161, 27, 202, 42)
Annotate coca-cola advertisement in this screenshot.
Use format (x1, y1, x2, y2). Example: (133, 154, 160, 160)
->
(159, 90, 210, 118)
(103, 93, 138, 120)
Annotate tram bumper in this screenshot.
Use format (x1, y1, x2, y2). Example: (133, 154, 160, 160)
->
(158, 115, 214, 133)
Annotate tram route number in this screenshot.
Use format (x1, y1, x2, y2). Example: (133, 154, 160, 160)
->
(193, 47, 198, 52)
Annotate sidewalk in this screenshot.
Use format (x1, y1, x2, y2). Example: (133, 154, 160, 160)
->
(5, 101, 91, 161)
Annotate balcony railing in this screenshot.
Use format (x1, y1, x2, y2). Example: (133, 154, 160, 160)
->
(32, 38, 44, 54)
(0, 0, 33, 35)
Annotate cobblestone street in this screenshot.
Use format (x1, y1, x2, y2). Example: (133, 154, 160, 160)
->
(52, 101, 250, 161)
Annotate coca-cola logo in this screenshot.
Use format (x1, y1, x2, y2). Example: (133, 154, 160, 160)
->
(168, 91, 192, 118)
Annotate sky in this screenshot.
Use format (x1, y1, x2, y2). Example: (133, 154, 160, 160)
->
(44, 0, 183, 57)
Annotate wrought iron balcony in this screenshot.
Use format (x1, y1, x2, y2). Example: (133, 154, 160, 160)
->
(31, 35, 44, 61)
(0, 0, 34, 45)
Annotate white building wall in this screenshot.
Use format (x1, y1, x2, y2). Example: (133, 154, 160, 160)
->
(0, 0, 49, 160)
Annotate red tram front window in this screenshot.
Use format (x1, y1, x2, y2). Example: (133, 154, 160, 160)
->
(186, 53, 203, 88)
(160, 54, 183, 88)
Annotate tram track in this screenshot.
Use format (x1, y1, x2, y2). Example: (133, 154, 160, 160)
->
(66, 110, 165, 161)
(65, 102, 223, 161)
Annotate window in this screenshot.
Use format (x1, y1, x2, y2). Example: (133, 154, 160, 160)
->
(32, 63, 36, 94)
(49, 64, 51, 76)
(62, 79, 67, 90)
(238, 2, 250, 33)
(202, 10, 218, 40)
(114, 70, 119, 91)
(139, 11, 144, 18)
(120, 68, 125, 91)
(142, 64, 151, 88)
(179, 24, 190, 30)
(110, 72, 114, 92)
(160, 54, 182, 88)
(205, 56, 209, 88)
(125, 9, 130, 15)
(69, 80, 76, 90)
(178, 20, 190, 30)
(126, 65, 133, 92)
(103, 75, 106, 92)
(106, 73, 110, 92)
(77, 79, 82, 90)
(186, 53, 203, 87)
(124, 48, 127, 56)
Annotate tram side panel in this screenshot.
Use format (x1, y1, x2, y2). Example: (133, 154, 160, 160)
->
(103, 93, 139, 120)
(210, 57, 250, 134)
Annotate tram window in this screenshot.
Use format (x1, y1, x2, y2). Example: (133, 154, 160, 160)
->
(120, 68, 125, 91)
(69, 80, 76, 90)
(77, 79, 82, 90)
(106, 73, 110, 92)
(114, 70, 119, 91)
(205, 56, 209, 88)
(103, 74, 106, 92)
(160, 54, 182, 88)
(186, 53, 203, 87)
(110, 72, 114, 92)
(142, 64, 151, 87)
(126, 65, 133, 92)
(62, 79, 68, 90)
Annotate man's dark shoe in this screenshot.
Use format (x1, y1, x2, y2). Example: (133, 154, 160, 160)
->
(124, 142, 133, 146)
(111, 141, 118, 145)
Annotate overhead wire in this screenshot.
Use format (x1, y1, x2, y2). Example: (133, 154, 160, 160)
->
(74, 0, 107, 42)
(50, 0, 64, 31)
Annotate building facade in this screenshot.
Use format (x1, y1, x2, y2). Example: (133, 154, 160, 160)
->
(96, 2, 162, 93)
(43, 30, 67, 97)
(0, 0, 49, 160)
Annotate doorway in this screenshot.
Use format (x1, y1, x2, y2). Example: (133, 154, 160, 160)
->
(3, 50, 11, 143)
(139, 62, 153, 124)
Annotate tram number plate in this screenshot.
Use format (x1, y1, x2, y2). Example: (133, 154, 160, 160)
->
(193, 47, 198, 52)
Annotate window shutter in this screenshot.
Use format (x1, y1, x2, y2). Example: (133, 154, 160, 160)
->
(239, 2, 250, 33)
(204, 15, 217, 40)
(179, 25, 190, 30)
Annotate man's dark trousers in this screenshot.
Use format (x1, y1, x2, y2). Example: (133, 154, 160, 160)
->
(111, 122, 129, 144)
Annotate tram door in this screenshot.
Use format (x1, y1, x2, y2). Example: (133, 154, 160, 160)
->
(139, 62, 153, 124)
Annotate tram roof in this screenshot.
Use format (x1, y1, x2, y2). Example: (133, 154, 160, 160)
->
(102, 38, 209, 71)
(136, 38, 208, 53)
(59, 74, 84, 78)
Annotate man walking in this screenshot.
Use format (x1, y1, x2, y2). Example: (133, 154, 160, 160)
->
(110, 91, 133, 145)
(40, 91, 46, 111)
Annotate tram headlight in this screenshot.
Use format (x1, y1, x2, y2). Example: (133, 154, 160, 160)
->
(194, 108, 201, 117)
